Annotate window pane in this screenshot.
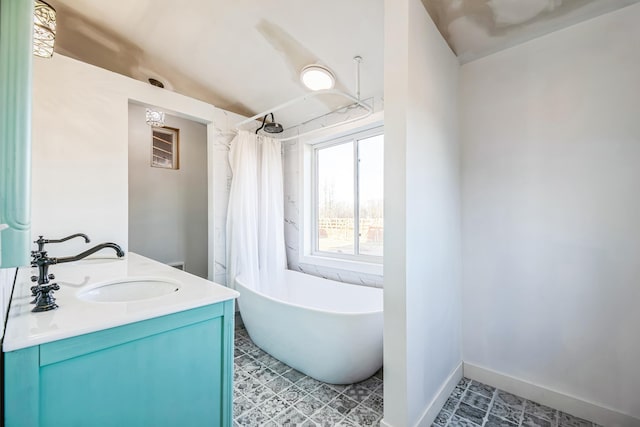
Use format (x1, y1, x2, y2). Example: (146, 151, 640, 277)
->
(317, 142, 354, 254)
(358, 134, 384, 256)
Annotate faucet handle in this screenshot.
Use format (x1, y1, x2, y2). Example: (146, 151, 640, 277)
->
(32, 283, 59, 313)
(40, 283, 59, 292)
(30, 285, 41, 301)
(31, 250, 44, 264)
(30, 275, 38, 282)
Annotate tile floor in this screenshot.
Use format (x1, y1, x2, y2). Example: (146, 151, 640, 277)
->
(233, 318, 384, 426)
(433, 378, 602, 427)
(234, 317, 600, 427)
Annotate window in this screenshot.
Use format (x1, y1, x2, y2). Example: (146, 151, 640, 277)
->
(312, 126, 383, 262)
(151, 126, 179, 169)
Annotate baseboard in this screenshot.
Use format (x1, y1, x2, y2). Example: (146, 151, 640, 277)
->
(414, 361, 463, 427)
(167, 261, 185, 271)
(463, 363, 640, 427)
(380, 362, 463, 427)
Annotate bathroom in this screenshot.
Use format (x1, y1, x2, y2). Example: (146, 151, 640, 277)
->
(1, 0, 639, 426)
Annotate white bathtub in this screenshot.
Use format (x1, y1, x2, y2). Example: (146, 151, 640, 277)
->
(235, 270, 383, 384)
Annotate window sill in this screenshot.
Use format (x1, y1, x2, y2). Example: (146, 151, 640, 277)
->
(298, 254, 383, 276)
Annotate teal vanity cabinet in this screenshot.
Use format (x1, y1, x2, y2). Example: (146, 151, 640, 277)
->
(4, 300, 235, 427)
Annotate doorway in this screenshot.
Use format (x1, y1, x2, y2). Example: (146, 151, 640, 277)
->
(127, 103, 209, 279)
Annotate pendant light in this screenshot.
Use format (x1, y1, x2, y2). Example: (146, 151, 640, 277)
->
(33, 0, 56, 58)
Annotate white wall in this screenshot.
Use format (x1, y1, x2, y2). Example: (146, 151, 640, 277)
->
(0, 224, 14, 333)
(383, 0, 462, 425)
(0, 267, 16, 339)
(128, 105, 208, 278)
(31, 54, 230, 279)
(461, 3, 640, 422)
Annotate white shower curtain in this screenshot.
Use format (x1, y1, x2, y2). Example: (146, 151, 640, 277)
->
(226, 130, 286, 293)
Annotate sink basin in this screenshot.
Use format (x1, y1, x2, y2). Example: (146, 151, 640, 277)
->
(78, 278, 180, 303)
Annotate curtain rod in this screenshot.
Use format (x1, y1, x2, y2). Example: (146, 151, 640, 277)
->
(234, 90, 373, 142)
(235, 89, 370, 127)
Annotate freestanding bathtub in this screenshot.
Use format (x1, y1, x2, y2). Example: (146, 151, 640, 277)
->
(235, 270, 383, 384)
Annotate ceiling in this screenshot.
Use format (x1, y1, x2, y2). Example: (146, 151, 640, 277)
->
(47, 0, 637, 126)
(48, 0, 384, 128)
(423, 0, 640, 63)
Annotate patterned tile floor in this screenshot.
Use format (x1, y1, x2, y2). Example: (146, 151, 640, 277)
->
(233, 318, 384, 426)
(433, 378, 603, 427)
(234, 317, 600, 427)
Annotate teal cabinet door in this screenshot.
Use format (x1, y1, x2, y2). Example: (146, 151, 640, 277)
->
(0, 0, 33, 268)
(4, 300, 235, 427)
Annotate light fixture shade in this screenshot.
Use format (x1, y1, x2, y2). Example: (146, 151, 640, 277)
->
(33, 0, 56, 58)
(300, 65, 335, 91)
(145, 109, 165, 127)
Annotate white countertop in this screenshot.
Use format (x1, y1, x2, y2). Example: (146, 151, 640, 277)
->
(3, 252, 238, 352)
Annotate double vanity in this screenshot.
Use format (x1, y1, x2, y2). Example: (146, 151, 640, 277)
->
(3, 253, 238, 427)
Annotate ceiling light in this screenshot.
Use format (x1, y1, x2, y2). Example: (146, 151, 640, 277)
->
(145, 109, 165, 127)
(148, 78, 165, 88)
(300, 65, 335, 91)
(33, 0, 56, 58)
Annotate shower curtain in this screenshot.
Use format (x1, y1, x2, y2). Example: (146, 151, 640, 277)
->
(226, 130, 286, 293)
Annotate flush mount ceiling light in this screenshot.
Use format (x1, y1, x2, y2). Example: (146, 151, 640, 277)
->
(33, 0, 56, 58)
(300, 64, 335, 91)
(148, 78, 165, 88)
(145, 108, 165, 127)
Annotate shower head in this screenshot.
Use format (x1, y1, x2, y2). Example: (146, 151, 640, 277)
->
(264, 121, 284, 134)
(256, 113, 284, 134)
